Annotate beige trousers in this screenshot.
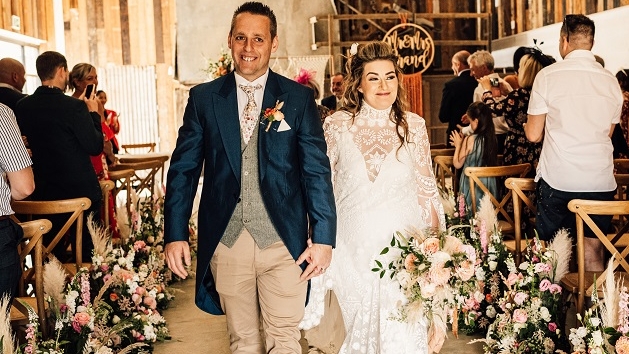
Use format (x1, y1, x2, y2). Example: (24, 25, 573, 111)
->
(211, 230, 307, 354)
(303, 290, 346, 354)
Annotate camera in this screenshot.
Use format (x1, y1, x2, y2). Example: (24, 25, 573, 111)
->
(489, 78, 500, 87)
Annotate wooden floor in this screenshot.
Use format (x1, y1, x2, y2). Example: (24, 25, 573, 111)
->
(154, 273, 487, 354)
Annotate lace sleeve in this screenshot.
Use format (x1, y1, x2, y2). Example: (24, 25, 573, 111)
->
(407, 113, 446, 230)
(323, 112, 346, 185)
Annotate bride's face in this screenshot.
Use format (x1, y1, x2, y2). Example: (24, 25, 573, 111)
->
(358, 60, 398, 110)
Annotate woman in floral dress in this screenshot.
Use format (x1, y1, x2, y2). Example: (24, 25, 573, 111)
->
(480, 50, 554, 176)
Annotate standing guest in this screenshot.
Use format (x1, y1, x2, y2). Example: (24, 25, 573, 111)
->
(15, 51, 103, 261)
(321, 72, 344, 111)
(438, 50, 477, 147)
(480, 50, 554, 174)
(0, 103, 34, 302)
(451, 102, 498, 208)
(97, 90, 121, 154)
(617, 69, 629, 147)
(163, 2, 336, 353)
(69, 64, 119, 238)
(525, 14, 623, 272)
(0, 58, 27, 110)
(307, 41, 444, 353)
(294, 68, 331, 123)
(464, 50, 513, 153)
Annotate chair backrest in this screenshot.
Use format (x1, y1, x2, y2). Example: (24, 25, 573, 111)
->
(464, 163, 531, 218)
(99, 180, 115, 230)
(615, 159, 629, 174)
(505, 177, 536, 264)
(615, 174, 629, 201)
(433, 155, 455, 191)
(12, 198, 92, 267)
(567, 199, 629, 315)
(431, 148, 455, 161)
(121, 142, 156, 154)
(16, 219, 52, 335)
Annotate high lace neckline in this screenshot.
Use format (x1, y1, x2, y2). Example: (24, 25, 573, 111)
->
(358, 102, 392, 123)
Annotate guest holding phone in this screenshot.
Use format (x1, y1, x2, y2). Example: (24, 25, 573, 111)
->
(69, 63, 119, 238)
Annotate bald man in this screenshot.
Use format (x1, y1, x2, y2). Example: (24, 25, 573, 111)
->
(0, 58, 27, 110)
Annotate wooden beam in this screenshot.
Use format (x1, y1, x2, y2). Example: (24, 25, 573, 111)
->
(94, 0, 107, 67)
(103, 0, 123, 65)
(36, 0, 46, 39)
(152, 0, 164, 64)
(2, 0, 11, 30)
(86, 0, 98, 64)
(23, 0, 34, 36)
(119, 0, 131, 65)
(11, 0, 23, 33)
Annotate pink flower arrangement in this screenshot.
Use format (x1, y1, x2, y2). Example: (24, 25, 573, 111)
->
(72, 312, 92, 332)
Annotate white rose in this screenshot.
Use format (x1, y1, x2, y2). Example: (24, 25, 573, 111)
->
(518, 261, 529, 270)
(539, 306, 551, 322)
(112, 315, 121, 324)
(591, 330, 604, 346)
(589, 317, 600, 327)
(486, 305, 497, 318)
(420, 282, 437, 298)
(488, 261, 498, 271)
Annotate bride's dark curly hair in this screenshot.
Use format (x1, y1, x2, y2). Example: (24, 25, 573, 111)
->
(341, 42, 410, 147)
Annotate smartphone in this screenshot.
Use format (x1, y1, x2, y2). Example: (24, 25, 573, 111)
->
(85, 84, 95, 99)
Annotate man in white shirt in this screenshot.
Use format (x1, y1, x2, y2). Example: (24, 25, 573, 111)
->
(525, 14, 623, 272)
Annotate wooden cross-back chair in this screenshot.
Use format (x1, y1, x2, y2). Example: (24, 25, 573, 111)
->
(99, 180, 115, 230)
(108, 168, 134, 217)
(10, 219, 52, 338)
(560, 199, 629, 317)
(464, 163, 531, 235)
(504, 177, 537, 265)
(615, 159, 629, 174)
(433, 155, 458, 195)
(111, 160, 163, 197)
(121, 142, 156, 154)
(11, 197, 92, 275)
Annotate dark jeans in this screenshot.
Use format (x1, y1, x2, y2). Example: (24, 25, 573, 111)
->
(0, 218, 23, 302)
(535, 178, 615, 241)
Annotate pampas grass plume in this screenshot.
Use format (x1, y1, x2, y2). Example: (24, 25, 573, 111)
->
(0, 295, 15, 354)
(44, 255, 68, 311)
(477, 194, 497, 231)
(547, 228, 572, 283)
(601, 258, 620, 329)
(87, 213, 112, 259)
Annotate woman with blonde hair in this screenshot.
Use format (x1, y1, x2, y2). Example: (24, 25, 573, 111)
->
(479, 50, 554, 173)
(303, 41, 444, 353)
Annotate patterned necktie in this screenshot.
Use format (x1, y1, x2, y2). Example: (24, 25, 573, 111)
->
(239, 84, 262, 144)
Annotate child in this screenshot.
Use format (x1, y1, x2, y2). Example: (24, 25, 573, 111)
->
(450, 101, 498, 208)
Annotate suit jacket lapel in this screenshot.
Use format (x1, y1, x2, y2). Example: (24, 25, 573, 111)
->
(214, 73, 241, 182)
(259, 71, 289, 181)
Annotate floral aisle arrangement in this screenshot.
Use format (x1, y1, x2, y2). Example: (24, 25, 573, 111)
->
(454, 196, 510, 335)
(203, 48, 232, 80)
(473, 230, 572, 354)
(569, 260, 629, 353)
(373, 227, 479, 353)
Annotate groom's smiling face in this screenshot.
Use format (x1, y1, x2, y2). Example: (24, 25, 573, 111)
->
(228, 12, 278, 82)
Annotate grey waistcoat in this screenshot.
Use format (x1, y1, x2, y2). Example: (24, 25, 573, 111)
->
(221, 121, 282, 249)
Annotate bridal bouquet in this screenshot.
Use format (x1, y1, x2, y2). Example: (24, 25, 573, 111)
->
(373, 227, 479, 353)
(474, 230, 572, 354)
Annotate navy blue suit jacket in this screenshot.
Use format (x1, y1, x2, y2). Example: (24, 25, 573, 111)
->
(164, 70, 337, 315)
(438, 70, 477, 142)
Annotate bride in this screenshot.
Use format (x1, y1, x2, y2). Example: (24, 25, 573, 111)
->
(305, 42, 445, 353)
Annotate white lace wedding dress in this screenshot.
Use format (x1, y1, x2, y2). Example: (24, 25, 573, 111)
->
(302, 102, 445, 354)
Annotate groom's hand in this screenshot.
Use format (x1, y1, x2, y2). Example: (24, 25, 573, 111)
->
(165, 241, 191, 279)
(296, 243, 333, 281)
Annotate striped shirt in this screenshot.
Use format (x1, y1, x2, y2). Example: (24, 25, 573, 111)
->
(0, 103, 32, 215)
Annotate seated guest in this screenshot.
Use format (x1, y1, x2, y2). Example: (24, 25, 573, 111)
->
(480, 49, 554, 176)
(321, 72, 344, 111)
(97, 90, 121, 154)
(294, 68, 330, 123)
(0, 102, 34, 303)
(15, 51, 103, 261)
(0, 58, 27, 110)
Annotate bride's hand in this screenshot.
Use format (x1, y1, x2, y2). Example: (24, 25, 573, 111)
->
(296, 243, 333, 281)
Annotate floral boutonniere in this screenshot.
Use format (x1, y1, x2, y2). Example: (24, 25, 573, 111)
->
(262, 100, 285, 132)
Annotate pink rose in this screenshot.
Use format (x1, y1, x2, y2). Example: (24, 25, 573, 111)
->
(465, 297, 479, 311)
(548, 284, 562, 294)
(460, 245, 477, 263)
(100, 264, 110, 272)
(428, 265, 451, 286)
(534, 262, 552, 274)
(132, 293, 142, 305)
(506, 273, 523, 286)
(457, 261, 475, 281)
(143, 296, 157, 310)
(539, 279, 552, 292)
(616, 336, 629, 354)
(548, 322, 557, 332)
(103, 274, 112, 283)
(422, 237, 440, 254)
(513, 292, 528, 305)
(404, 253, 418, 271)
(134, 240, 147, 251)
(72, 312, 91, 332)
(135, 286, 146, 295)
(512, 309, 528, 323)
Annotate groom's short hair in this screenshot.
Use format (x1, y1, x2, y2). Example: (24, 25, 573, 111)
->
(230, 2, 277, 39)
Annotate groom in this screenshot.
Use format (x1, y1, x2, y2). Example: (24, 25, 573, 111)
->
(163, 2, 337, 353)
